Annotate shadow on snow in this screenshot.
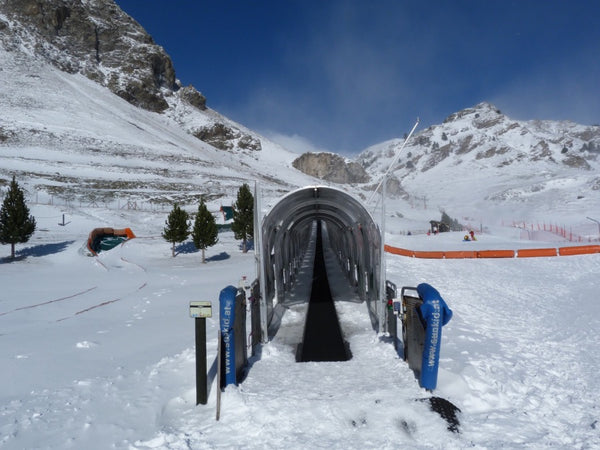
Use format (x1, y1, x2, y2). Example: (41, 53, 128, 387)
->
(1, 240, 76, 263)
(174, 242, 230, 262)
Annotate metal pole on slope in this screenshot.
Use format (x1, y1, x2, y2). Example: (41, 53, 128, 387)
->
(195, 316, 208, 405)
(254, 182, 269, 343)
(367, 118, 420, 209)
(586, 216, 600, 240)
(216, 329, 222, 421)
(189, 301, 212, 405)
(379, 175, 387, 333)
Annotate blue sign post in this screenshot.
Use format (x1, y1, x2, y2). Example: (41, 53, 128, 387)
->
(219, 285, 238, 387)
(416, 283, 453, 391)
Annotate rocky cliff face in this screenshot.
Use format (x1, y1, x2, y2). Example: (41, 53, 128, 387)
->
(1, 0, 205, 113)
(292, 152, 369, 184)
(0, 0, 274, 155)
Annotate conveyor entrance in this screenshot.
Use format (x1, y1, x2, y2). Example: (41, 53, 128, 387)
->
(256, 186, 384, 343)
(296, 220, 351, 362)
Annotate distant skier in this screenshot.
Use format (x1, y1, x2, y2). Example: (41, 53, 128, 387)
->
(469, 230, 477, 241)
(463, 234, 470, 241)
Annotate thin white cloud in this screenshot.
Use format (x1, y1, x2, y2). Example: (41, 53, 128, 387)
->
(261, 131, 324, 155)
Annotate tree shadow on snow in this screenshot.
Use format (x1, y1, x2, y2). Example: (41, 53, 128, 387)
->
(206, 252, 230, 262)
(0, 240, 76, 263)
(175, 241, 197, 255)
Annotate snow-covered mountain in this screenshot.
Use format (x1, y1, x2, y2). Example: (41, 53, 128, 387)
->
(358, 102, 600, 223)
(0, 0, 322, 208)
(1, 0, 598, 229)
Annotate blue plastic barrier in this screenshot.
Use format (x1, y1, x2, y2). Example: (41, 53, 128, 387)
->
(219, 285, 238, 387)
(416, 283, 453, 390)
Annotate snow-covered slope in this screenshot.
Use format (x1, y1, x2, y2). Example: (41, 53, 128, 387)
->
(1, 202, 599, 449)
(0, 5, 321, 209)
(358, 103, 600, 226)
(0, 44, 320, 204)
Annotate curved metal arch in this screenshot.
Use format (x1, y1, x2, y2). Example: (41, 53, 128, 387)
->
(258, 185, 383, 342)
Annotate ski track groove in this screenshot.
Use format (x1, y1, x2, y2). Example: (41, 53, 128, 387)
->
(0, 286, 98, 317)
(55, 283, 147, 322)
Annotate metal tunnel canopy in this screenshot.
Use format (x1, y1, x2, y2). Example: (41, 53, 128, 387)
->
(257, 185, 383, 342)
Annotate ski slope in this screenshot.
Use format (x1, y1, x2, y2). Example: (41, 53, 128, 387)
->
(1, 203, 599, 449)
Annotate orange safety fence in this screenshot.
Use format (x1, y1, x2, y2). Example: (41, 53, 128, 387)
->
(384, 245, 414, 257)
(558, 245, 600, 256)
(476, 250, 515, 258)
(444, 251, 478, 259)
(385, 244, 600, 259)
(516, 248, 557, 258)
(413, 250, 446, 259)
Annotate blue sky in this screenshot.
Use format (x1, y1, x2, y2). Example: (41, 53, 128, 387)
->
(115, 1, 599, 155)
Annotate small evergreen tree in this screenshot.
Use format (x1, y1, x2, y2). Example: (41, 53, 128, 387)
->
(192, 198, 218, 263)
(231, 183, 254, 253)
(441, 211, 463, 232)
(162, 203, 189, 257)
(0, 175, 36, 259)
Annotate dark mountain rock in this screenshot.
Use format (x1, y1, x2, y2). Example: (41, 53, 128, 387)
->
(179, 85, 207, 111)
(1, 0, 205, 113)
(193, 123, 261, 152)
(293, 152, 370, 184)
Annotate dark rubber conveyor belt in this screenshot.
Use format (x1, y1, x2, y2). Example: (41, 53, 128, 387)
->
(297, 221, 351, 362)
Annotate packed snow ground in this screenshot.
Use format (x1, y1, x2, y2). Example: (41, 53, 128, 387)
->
(1, 202, 599, 449)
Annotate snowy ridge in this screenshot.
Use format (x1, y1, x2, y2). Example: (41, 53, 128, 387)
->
(358, 102, 600, 227)
(0, 42, 318, 209)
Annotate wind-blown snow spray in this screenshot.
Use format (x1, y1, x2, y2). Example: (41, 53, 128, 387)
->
(417, 283, 452, 391)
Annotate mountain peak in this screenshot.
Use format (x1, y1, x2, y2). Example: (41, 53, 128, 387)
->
(443, 101, 503, 125)
(357, 101, 600, 219)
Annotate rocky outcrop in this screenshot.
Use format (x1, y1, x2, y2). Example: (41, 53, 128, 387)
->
(179, 85, 207, 110)
(293, 152, 370, 184)
(1, 0, 206, 113)
(192, 123, 261, 151)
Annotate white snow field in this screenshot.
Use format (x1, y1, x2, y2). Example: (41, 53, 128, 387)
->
(1, 202, 599, 449)
(2, 5, 600, 448)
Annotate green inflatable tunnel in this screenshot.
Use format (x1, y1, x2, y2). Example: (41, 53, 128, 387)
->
(86, 227, 136, 256)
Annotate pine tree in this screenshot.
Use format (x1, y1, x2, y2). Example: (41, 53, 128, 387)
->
(231, 183, 254, 253)
(162, 203, 189, 257)
(441, 211, 462, 232)
(191, 198, 218, 263)
(0, 175, 36, 259)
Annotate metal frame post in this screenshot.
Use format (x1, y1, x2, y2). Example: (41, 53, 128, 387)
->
(195, 317, 207, 405)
